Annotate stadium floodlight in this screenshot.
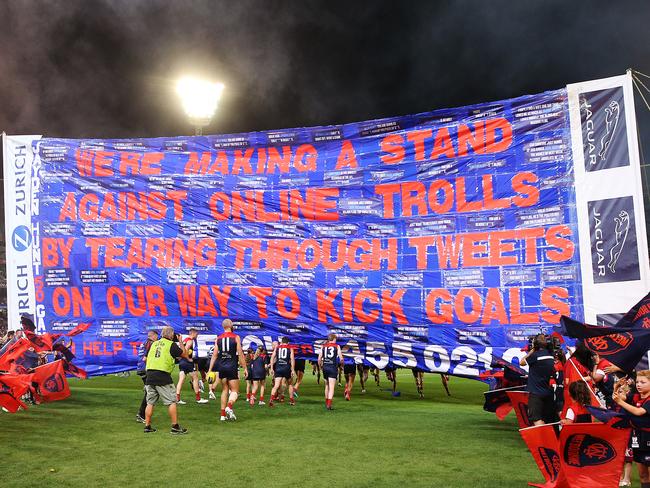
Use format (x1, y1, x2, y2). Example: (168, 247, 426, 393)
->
(176, 77, 225, 135)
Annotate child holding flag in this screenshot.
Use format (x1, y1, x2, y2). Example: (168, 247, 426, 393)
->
(613, 370, 650, 488)
(560, 381, 592, 424)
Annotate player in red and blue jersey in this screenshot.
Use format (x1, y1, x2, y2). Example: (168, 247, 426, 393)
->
(269, 337, 295, 407)
(249, 345, 268, 406)
(318, 333, 344, 410)
(245, 347, 254, 403)
(208, 319, 247, 421)
(292, 357, 306, 399)
(343, 358, 357, 401)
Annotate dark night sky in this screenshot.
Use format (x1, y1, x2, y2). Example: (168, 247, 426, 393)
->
(1, 0, 650, 153)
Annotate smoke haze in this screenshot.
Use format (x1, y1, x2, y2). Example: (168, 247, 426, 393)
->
(0, 0, 648, 148)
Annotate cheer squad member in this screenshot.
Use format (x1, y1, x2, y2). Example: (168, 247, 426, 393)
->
(207, 344, 219, 401)
(412, 368, 424, 399)
(208, 319, 247, 421)
(311, 360, 321, 385)
(176, 329, 208, 405)
(372, 367, 381, 386)
(591, 352, 618, 408)
(561, 342, 595, 418)
(293, 357, 306, 398)
(385, 364, 398, 396)
(357, 364, 369, 393)
(250, 345, 268, 406)
(269, 337, 295, 406)
(614, 374, 636, 488)
(343, 358, 356, 401)
(614, 370, 650, 488)
(440, 374, 451, 397)
(560, 381, 592, 424)
(192, 332, 210, 393)
(245, 348, 254, 403)
(318, 333, 344, 410)
(268, 341, 286, 402)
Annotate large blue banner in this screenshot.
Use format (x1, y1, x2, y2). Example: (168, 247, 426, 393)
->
(28, 88, 585, 376)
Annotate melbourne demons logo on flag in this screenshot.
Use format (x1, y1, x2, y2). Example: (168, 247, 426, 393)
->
(559, 292, 650, 372)
(559, 423, 629, 488)
(584, 333, 633, 356)
(538, 446, 562, 483)
(563, 433, 615, 467)
(31, 360, 70, 402)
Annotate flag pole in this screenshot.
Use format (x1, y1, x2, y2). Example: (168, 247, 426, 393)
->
(567, 358, 605, 407)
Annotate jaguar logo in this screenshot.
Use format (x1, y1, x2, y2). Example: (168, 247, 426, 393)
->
(608, 210, 629, 273)
(598, 101, 620, 162)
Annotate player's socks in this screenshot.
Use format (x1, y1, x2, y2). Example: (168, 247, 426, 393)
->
(227, 401, 233, 409)
(176, 393, 180, 402)
(195, 392, 201, 401)
(246, 393, 250, 401)
(221, 409, 226, 417)
(259, 396, 264, 402)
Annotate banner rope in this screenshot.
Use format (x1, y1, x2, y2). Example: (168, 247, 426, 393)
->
(630, 73, 650, 209)
(632, 69, 650, 80)
(632, 74, 650, 113)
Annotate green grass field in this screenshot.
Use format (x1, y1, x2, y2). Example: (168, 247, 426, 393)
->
(1, 370, 548, 487)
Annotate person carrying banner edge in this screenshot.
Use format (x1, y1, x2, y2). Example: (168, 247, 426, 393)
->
(208, 319, 247, 421)
(144, 326, 189, 435)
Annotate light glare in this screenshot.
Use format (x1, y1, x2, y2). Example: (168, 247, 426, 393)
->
(176, 77, 224, 126)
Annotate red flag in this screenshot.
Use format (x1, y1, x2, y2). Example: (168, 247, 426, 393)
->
(562, 359, 600, 418)
(23, 331, 61, 352)
(519, 423, 569, 487)
(559, 422, 630, 488)
(63, 360, 87, 379)
(0, 338, 31, 370)
(0, 373, 32, 398)
(66, 322, 92, 337)
(0, 373, 31, 413)
(0, 391, 27, 413)
(496, 402, 513, 420)
(31, 360, 70, 402)
(507, 390, 533, 428)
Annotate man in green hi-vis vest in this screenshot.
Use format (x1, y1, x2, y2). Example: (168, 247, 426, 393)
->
(144, 326, 190, 434)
